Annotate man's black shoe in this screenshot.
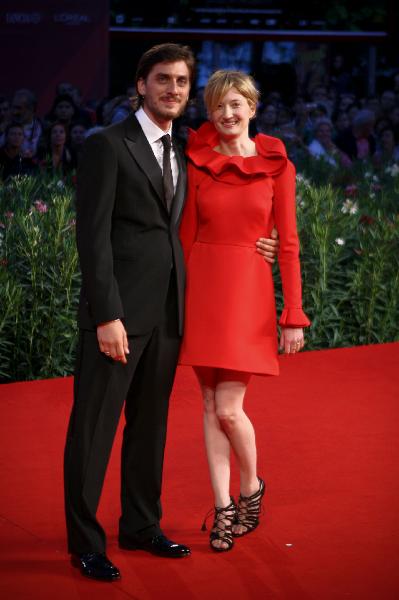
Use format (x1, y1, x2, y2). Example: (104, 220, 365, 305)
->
(119, 534, 191, 558)
(71, 552, 121, 581)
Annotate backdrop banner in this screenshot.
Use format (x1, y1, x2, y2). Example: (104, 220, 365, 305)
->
(0, 0, 109, 115)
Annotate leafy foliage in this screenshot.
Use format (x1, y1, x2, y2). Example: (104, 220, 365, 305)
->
(0, 175, 80, 381)
(0, 161, 398, 381)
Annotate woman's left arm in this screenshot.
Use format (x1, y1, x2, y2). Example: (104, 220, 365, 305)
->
(273, 159, 310, 352)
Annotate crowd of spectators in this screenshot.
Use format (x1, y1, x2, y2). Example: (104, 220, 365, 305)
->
(0, 84, 133, 181)
(1, 66, 399, 182)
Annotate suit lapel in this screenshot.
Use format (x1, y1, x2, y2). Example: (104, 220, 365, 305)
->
(171, 141, 187, 225)
(123, 114, 165, 206)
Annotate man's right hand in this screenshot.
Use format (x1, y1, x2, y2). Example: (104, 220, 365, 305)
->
(97, 319, 130, 364)
(256, 227, 279, 264)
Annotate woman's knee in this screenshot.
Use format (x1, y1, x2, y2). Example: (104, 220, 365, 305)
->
(216, 408, 241, 431)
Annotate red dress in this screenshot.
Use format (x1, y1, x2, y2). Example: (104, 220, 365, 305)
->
(178, 122, 310, 376)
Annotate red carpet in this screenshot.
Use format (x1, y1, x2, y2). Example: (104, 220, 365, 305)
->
(0, 343, 398, 600)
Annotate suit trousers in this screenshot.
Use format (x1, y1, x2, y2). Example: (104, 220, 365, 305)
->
(64, 275, 180, 554)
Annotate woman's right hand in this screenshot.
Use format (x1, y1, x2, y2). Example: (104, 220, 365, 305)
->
(279, 327, 304, 354)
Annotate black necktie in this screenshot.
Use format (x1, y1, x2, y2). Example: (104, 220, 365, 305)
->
(160, 134, 174, 213)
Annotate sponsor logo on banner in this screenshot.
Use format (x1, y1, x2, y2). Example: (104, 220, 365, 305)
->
(53, 13, 92, 26)
(6, 13, 42, 25)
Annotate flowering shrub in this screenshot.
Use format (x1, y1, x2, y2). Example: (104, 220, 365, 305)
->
(0, 175, 80, 380)
(0, 162, 398, 381)
(279, 159, 399, 349)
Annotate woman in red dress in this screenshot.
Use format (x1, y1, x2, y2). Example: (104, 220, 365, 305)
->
(179, 70, 310, 552)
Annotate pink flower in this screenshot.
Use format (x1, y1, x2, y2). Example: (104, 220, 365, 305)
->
(0, 222, 5, 229)
(359, 214, 375, 226)
(345, 184, 358, 197)
(33, 200, 48, 213)
(69, 218, 76, 228)
(4, 211, 14, 219)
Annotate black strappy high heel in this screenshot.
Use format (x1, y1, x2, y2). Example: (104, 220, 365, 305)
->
(232, 477, 265, 537)
(201, 497, 237, 552)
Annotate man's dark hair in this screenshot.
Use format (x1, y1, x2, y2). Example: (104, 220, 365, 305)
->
(134, 43, 195, 109)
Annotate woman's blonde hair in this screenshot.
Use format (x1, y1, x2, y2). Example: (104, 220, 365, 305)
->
(204, 70, 260, 114)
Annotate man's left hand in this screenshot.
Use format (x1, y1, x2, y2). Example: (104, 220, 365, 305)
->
(256, 227, 279, 264)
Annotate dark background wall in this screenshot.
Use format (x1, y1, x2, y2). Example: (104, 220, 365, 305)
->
(0, 1, 109, 115)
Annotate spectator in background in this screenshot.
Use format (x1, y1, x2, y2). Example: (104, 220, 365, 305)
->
(364, 95, 382, 119)
(257, 101, 308, 164)
(309, 104, 329, 122)
(346, 102, 361, 125)
(301, 103, 329, 144)
(336, 93, 356, 114)
(85, 98, 109, 137)
(104, 95, 132, 124)
(56, 81, 75, 98)
(292, 97, 313, 140)
(380, 90, 396, 117)
(329, 54, 353, 95)
(257, 104, 278, 135)
(11, 89, 42, 157)
(303, 60, 328, 100)
(276, 106, 294, 129)
(45, 95, 79, 130)
(189, 86, 207, 124)
(126, 84, 136, 99)
(69, 87, 95, 127)
(0, 122, 37, 180)
(55, 82, 94, 127)
(37, 121, 74, 176)
(174, 102, 206, 144)
(389, 105, 399, 139)
(0, 96, 11, 147)
(333, 111, 350, 137)
(308, 117, 351, 167)
(373, 126, 399, 167)
(263, 90, 282, 108)
(69, 121, 88, 165)
(374, 116, 393, 137)
(310, 85, 333, 116)
(335, 109, 376, 161)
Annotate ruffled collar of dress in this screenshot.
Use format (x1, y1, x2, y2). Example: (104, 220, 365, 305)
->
(185, 121, 287, 183)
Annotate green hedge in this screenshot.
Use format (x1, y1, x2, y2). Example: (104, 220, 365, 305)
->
(1, 159, 398, 381)
(0, 175, 80, 381)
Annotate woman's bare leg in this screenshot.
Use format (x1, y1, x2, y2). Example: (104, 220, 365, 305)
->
(195, 366, 232, 549)
(213, 371, 260, 535)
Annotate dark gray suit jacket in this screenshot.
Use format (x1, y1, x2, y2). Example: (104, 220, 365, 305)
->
(76, 114, 187, 336)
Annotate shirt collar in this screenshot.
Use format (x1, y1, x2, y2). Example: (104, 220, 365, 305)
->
(135, 107, 172, 144)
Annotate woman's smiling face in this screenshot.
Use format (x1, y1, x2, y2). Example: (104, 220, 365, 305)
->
(210, 87, 255, 140)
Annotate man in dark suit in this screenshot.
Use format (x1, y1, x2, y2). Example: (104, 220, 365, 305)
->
(64, 43, 279, 582)
(64, 44, 194, 581)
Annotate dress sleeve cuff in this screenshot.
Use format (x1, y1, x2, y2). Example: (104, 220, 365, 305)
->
(279, 308, 311, 328)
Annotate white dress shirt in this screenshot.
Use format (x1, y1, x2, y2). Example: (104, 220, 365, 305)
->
(135, 107, 179, 191)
